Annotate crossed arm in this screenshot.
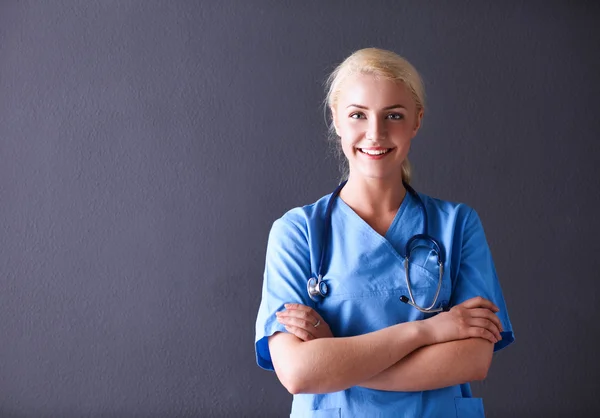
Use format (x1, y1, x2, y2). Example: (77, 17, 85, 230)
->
(358, 337, 494, 392)
(269, 297, 501, 394)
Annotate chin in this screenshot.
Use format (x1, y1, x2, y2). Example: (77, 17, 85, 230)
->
(355, 169, 399, 181)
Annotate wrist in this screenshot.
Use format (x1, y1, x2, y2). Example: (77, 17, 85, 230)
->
(413, 319, 436, 346)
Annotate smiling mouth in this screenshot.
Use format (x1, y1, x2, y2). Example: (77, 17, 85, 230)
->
(358, 148, 393, 156)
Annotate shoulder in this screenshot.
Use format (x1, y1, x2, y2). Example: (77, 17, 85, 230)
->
(417, 192, 484, 233)
(418, 193, 473, 219)
(268, 193, 332, 242)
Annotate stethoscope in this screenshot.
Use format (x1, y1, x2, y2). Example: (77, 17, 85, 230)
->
(307, 180, 447, 313)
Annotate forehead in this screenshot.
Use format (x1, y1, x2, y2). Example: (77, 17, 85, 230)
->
(336, 73, 415, 109)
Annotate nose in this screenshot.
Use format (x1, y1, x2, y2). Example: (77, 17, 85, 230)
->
(366, 117, 386, 141)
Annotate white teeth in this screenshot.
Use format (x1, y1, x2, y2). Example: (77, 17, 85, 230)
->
(360, 148, 390, 156)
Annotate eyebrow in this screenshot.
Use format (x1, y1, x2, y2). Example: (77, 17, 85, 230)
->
(346, 104, 406, 110)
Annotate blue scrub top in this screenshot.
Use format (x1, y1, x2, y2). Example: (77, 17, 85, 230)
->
(255, 190, 515, 418)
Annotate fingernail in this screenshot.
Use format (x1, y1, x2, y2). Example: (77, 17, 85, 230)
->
(275, 311, 281, 316)
(284, 304, 291, 308)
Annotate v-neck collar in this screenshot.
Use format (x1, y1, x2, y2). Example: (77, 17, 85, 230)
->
(333, 191, 424, 262)
(335, 190, 415, 239)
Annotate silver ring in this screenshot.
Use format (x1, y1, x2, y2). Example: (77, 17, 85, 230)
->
(313, 319, 321, 328)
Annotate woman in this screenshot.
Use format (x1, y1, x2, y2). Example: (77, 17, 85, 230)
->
(255, 48, 514, 417)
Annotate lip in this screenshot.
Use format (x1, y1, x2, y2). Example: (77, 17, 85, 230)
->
(359, 146, 389, 150)
(357, 147, 394, 160)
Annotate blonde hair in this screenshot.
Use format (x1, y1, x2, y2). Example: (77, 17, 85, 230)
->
(324, 48, 425, 184)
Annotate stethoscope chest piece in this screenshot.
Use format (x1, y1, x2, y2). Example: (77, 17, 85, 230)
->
(307, 275, 328, 302)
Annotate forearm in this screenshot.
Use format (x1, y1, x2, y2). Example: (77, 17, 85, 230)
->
(359, 338, 494, 392)
(269, 321, 432, 394)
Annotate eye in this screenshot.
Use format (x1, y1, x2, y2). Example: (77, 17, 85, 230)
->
(349, 112, 365, 119)
(386, 113, 404, 120)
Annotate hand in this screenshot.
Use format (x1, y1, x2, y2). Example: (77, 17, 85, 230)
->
(275, 303, 334, 341)
(424, 296, 503, 345)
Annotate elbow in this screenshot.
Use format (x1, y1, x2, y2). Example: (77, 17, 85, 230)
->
(270, 334, 315, 394)
(286, 381, 306, 396)
(471, 344, 493, 381)
(277, 360, 333, 394)
(473, 362, 490, 381)
(278, 370, 303, 395)
(281, 370, 340, 395)
(270, 334, 336, 394)
(276, 364, 310, 395)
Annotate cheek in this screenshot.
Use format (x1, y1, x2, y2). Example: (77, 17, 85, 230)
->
(390, 124, 416, 143)
(338, 125, 361, 145)
(339, 133, 358, 155)
(391, 120, 412, 133)
(339, 139, 353, 159)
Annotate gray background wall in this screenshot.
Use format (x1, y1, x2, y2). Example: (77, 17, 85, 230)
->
(1, 0, 599, 417)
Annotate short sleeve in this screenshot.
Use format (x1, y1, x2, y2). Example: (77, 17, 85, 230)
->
(255, 216, 314, 371)
(450, 209, 515, 352)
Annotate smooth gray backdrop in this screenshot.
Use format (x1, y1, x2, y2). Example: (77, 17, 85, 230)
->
(1, 1, 599, 417)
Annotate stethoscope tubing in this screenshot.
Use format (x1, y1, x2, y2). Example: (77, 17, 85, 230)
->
(309, 180, 446, 313)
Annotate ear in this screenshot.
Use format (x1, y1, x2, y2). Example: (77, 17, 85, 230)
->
(412, 108, 424, 137)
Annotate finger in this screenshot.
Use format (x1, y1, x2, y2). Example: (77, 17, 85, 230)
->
(283, 304, 328, 323)
(284, 303, 313, 312)
(277, 317, 314, 334)
(278, 315, 316, 331)
(469, 318, 502, 341)
(467, 326, 497, 344)
(460, 296, 498, 311)
(277, 309, 313, 322)
(281, 309, 328, 328)
(460, 296, 499, 312)
(468, 308, 503, 332)
(277, 310, 309, 320)
(283, 303, 325, 322)
(284, 325, 314, 342)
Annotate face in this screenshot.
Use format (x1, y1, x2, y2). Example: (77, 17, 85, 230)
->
(332, 73, 423, 182)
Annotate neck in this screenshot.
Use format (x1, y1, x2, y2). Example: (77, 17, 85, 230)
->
(339, 174, 407, 215)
